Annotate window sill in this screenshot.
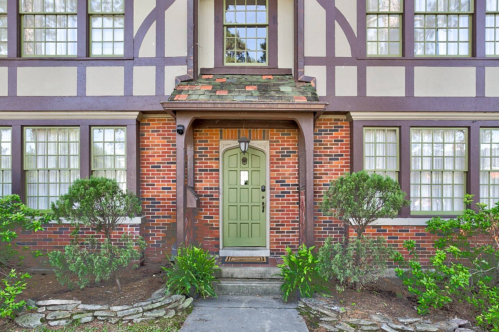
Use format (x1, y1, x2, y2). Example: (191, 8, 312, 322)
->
(201, 67, 292, 75)
(371, 217, 450, 226)
(357, 57, 496, 61)
(48, 216, 145, 225)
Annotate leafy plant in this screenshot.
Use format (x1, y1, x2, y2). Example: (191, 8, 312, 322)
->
(394, 195, 499, 331)
(0, 195, 52, 276)
(318, 236, 394, 291)
(49, 177, 144, 292)
(49, 234, 146, 290)
(163, 246, 220, 299)
(322, 171, 409, 241)
(0, 270, 32, 318)
(278, 245, 328, 302)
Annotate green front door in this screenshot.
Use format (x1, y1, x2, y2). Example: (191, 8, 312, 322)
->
(223, 147, 266, 247)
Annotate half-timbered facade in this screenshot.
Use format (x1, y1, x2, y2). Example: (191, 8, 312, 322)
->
(1, 0, 498, 263)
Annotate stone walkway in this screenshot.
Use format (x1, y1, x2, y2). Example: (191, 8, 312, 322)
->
(179, 295, 309, 332)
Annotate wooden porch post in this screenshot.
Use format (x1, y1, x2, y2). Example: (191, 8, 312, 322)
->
(296, 114, 315, 247)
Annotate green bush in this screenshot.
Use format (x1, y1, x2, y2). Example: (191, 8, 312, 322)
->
(163, 246, 220, 299)
(49, 234, 146, 290)
(318, 236, 394, 292)
(0, 195, 51, 318)
(278, 245, 328, 302)
(394, 195, 499, 331)
(322, 171, 409, 240)
(0, 270, 32, 318)
(49, 177, 144, 292)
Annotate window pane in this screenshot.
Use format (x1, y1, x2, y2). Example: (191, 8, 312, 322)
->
(90, 14, 124, 56)
(364, 128, 399, 178)
(91, 127, 127, 190)
(411, 128, 468, 214)
(24, 127, 79, 209)
(367, 14, 402, 56)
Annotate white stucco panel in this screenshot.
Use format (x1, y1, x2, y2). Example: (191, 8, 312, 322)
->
(335, 66, 357, 96)
(304, 65, 327, 96)
(133, 66, 156, 96)
(335, 0, 357, 35)
(165, 0, 188, 57)
(198, 0, 215, 72)
(304, 0, 326, 57)
(139, 22, 157, 58)
(414, 67, 476, 97)
(86, 67, 124, 96)
(133, 0, 156, 36)
(165, 65, 188, 95)
(485, 67, 499, 97)
(18, 67, 77, 96)
(335, 22, 351, 57)
(0, 68, 7, 96)
(278, 0, 294, 70)
(367, 66, 405, 97)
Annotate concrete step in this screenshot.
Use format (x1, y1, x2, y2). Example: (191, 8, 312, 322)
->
(216, 267, 282, 280)
(215, 278, 283, 296)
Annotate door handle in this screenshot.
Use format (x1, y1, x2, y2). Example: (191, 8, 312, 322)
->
(262, 201, 265, 213)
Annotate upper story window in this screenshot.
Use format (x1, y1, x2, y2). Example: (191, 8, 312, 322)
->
(89, 0, 124, 57)
(224, 0, 268, 65)
(20, 0, 78, 57)
(414, 0, 473, 57)
(364, 128, 399, 180)
(366, 0, 403, 57)
(0, 0, 7, 56)
(486, 0, 499, 56)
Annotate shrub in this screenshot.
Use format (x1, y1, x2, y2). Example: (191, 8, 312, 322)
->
(49, 234, 146, 290)
(394, 195, 499, 331)
(163, 246, 220, 299)
(0, 195, 51, 318)
(318, 236, 394, 292)
(321, 171, 409, 241)
(49, 177, 144, 292)
(278, 245, 328, 302)
(0, 270, 32, 318)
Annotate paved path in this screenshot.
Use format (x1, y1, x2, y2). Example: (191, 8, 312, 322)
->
(179, 296, 309, 332)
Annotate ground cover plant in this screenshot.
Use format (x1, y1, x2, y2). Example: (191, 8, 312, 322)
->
(48, 177, 146, 292)
(163, 245, 220, 299)
(278, 245, 328, 302)
(319, 171, 408, 290)
(0, 195, 52, 318)
(394, 195, 499, 331)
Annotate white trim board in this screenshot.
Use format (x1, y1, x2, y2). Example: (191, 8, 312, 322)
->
(370, 218, 448, 226)
(48, 216, 146, 225)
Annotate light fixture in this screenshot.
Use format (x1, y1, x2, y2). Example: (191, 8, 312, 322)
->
(238, 136, 250, 155)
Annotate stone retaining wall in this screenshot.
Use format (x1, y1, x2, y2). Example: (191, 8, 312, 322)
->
(14, 288, 193, 329)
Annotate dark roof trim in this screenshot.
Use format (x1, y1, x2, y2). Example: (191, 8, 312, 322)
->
(161, 101, 329, 113)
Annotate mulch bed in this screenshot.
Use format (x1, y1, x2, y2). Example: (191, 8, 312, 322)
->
(18, 262, 167, 307)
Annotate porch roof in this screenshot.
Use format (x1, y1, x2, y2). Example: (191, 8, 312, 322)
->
(167, 74, 319, 103)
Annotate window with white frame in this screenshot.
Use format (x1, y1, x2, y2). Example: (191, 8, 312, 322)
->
(486, 0, 499, 56)
(414, 0, 473, 56)
(24, 127, 80, 209)
(366, 0, 403, 56)
(0, 128, 11, 197)
(89, 0, 124, 56)
(0, 0, 7, 56)
(20, 0, 78, 57)
(410, 128, 467, 214)
(480, 129, 499, 207)
(91, 127, 126, 191)
(364, 128, 399, 180)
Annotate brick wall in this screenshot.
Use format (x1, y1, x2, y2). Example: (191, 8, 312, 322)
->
(140, 117, 177, 261)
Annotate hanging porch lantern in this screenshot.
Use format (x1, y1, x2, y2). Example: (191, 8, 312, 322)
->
(238, 136, 250, 155)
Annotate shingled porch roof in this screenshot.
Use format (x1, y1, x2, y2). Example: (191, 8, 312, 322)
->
(168, 74, 319, 103)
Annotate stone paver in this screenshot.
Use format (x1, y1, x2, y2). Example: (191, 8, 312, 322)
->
(179, 296, 308, 332)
